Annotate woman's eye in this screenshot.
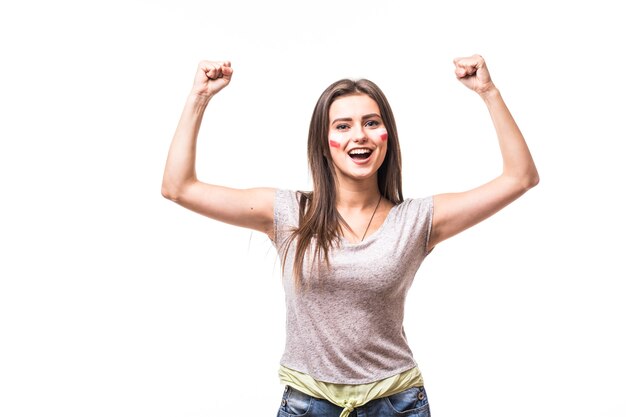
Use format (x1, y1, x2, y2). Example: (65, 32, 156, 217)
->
(365, 120, 380, 127)
(336, 124, 349, 130)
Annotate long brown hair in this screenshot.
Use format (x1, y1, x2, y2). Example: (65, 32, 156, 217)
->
(285, 79, 403, 286)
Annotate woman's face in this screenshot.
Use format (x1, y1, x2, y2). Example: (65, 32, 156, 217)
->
(327, 93, 388, 183)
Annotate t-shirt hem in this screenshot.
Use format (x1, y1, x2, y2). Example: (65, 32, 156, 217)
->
(279, 361, 420, 385)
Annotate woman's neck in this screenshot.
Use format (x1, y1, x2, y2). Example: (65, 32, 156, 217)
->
(335, 178, 381, 210)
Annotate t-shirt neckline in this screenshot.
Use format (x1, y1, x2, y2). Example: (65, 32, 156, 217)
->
(338, 202, 402, 247)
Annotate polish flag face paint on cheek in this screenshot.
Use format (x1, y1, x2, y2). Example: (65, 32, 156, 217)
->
(329, 133, 342, 149)
(380, 132, 388, 142)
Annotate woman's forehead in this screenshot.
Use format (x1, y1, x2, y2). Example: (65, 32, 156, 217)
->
(329, 94, 380, 119)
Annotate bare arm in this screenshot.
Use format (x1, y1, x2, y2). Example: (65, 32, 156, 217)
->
(429, 55, 539, 251)
(161, 61, 275, 238)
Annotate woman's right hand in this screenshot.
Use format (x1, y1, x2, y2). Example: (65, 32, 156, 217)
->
(191, 60, 233, 98)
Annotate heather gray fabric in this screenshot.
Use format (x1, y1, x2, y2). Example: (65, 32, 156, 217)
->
(273, 189, 433, 384)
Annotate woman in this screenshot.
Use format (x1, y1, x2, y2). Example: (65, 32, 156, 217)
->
(162, 55, 539, 417)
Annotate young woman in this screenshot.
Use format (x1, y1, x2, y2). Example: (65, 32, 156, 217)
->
(162, 55, 539, 417)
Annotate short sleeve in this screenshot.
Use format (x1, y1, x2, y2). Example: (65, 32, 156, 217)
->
(393, 196, 434, 261)
(273, 189, 300, 253)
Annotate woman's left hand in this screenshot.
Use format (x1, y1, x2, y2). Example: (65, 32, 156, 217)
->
(453, 54, 496, 95)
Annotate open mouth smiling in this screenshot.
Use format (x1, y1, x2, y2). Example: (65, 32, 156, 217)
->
(348, 148, 373, 160)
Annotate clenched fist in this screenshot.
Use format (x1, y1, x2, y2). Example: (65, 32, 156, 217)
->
(453, 55, 496, 95)
(191, 60, 233, 98)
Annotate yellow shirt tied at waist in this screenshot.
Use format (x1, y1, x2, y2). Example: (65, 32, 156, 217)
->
(279, 365, 424, 417)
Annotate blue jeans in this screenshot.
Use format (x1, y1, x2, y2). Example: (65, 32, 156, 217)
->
(277, 385, 431, 417)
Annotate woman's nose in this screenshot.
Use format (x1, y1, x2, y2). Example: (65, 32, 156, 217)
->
(351, 126, 367, 142)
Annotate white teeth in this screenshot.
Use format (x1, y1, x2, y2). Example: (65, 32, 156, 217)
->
(349, 149, 371, 155)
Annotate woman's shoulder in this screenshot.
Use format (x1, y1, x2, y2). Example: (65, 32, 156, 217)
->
(274, 189, 311, 225)
(275, 189, 308, 206)
(387, 196, 434, 229)
(394, 195, 433, 214)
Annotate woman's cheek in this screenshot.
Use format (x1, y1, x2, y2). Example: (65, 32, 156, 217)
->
(329, 132, 343, 148)
(379, 128, 388, 142)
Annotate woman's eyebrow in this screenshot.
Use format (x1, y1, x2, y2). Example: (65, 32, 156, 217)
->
(331, 113, 381, 124)
(331, 117, 353, 124)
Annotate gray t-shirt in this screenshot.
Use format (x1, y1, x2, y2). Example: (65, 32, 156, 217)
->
(273, 189, 433, 384)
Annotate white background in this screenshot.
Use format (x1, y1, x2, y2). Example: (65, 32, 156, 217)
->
(1, 1, 624, 416)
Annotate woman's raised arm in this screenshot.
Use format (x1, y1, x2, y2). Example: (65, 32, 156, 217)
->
(161, 61, 275, 237)
(428, 55, 540, 251)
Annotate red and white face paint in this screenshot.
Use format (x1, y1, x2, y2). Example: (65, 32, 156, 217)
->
(329, 133, 342, 149)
